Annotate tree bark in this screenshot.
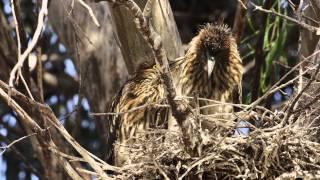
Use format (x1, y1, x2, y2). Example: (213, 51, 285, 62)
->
(108, 0, 184, 74)
(0, 10, 16, 81)
(48, 0, 128, 160)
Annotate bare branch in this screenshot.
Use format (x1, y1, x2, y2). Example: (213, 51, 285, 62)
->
(9, 0, 34, 100)
(9, 0, 48, 97)
(247, 50, 320, 110)
(237, 0, 247, 10)
(0, 80, 116, 178)
(284, 63, 320, 123)
(77, 0, 100, 27)
(251, 2, 320, 35)
(0, 133, 36, 155)
(36, 47, 44, 102)
(102, 0, 190, 123)
(90, 103, 169, 116)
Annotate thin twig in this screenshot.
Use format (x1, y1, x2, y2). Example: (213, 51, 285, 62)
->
(237, 0, 247, 10)
(9, 0, 34, 100)
(90, 103, 169, 116)
(0, 88, 43, 131)
(154, 161, 170, 180)
(10, 0, 21, 58)
(19, 70, 34, 100)
(9, 0, 48, 99)
(36, 46, 44, 102)
(283, 63, 320, 123)
(77, 0, 100, 27)
(101, 0, 190, 124)
(0, 133, 37, 155)
(0, 80, 116, 177)
(247, 50, 320, 109)
(251, 2, 320, 34)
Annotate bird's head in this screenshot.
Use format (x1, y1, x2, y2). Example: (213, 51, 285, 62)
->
(179, 23, 242, 96)
(191, 23, 233, 78)
(202, 24, 231, 58)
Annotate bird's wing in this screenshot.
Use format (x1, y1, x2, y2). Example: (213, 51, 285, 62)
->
(105, 80, 127, 164)
(105, 67, 170, 164)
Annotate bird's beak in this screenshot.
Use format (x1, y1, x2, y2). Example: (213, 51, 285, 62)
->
(208, 56, 215, 78)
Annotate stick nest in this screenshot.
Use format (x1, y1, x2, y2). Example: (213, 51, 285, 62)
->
(113, 106, 320, 179)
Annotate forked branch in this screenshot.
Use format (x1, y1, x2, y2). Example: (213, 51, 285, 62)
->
(101, 0, 190, 123)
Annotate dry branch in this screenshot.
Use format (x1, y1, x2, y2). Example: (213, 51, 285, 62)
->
(9, 0, 49, 99)
(248, 50, 320, 110)
(233, 0, 248, 43)
(102, 0, 190, 124)
(77, 0, 100, 26)
(0, 85, 83, 179)
(106, 0, 183, 74)
(0, 80, 120, 178)
(252, 2, 320, 35)
(0, 133, 36, 155)
(113, 102, 320, 178)
(3, 0, 320, 179)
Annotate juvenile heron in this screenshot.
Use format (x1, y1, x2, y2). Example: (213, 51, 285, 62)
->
(106, 65, 169, 166)
(107, 24, 243, 166)
(173, 24, 243, 115)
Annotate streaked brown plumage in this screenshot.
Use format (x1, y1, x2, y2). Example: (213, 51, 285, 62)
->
(107, 65, 169, 166)
(173, 24, 243, 114)
(107, 23, 243, 166)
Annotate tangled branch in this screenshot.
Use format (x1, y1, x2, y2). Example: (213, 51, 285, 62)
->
(8, 0, 48, 99)
(251, 2, 320, 35)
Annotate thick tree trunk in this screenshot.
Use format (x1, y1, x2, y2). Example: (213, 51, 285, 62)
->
(48, 0, 128, 160)
(1, 0, 185, 177)
(108, 0, 184, 74)
(49, 0, 184, 159)
(107, 0, 184, 135)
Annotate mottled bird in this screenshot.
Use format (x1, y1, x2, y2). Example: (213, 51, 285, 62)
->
(106, 64, 169, 166)
(107, 23, 243, 166)
(173, 24, 243, 115)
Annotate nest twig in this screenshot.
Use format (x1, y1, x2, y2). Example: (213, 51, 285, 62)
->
(112, 105, 320, 179)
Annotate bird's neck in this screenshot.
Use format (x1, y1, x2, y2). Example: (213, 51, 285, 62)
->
(211, 41, 243, 92)
(180, 38, 242, 98)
